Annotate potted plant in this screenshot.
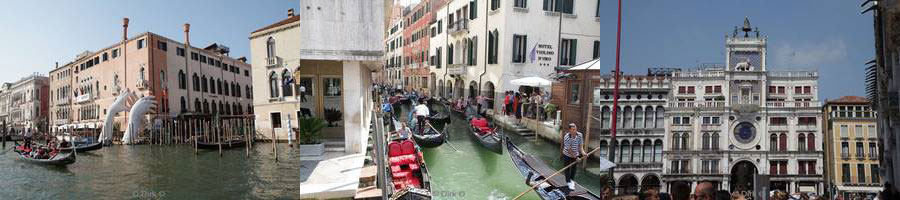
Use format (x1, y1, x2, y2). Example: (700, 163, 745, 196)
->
(298, 117, 327, 156)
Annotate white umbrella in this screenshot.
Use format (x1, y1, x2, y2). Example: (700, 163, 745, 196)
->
(509, 77, 553, 87)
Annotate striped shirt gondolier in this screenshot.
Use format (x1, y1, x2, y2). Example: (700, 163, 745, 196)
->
(563, 131, 583, 158)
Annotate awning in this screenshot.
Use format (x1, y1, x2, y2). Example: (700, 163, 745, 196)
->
(509, 77, 553, 87)
(567, 58, 602, 70)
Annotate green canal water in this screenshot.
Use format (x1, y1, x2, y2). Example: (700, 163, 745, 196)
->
(0, 142, 299, 199)
(400, 103, 606, 200)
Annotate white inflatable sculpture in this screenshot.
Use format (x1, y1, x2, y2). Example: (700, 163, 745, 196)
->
(121, 96, 157, 144)
(99, 90, 137, 144)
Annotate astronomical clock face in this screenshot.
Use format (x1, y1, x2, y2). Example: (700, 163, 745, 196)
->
(734, 122, 756, 144)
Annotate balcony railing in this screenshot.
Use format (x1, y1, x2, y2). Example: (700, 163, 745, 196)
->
(448, 64, 466, 75)
(449, 19, 469, 35)
(768, 71, 818, 78)
(136, 79, 149, 90)
(673, 71, 724, 78)
(75, 93, 93, 104)
(266, 56, 282, 68)
(668, 101, 726, 108)
(765, 101, 821, 108)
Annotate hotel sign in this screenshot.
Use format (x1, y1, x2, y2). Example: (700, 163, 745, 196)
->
(531, 44, 555, 67)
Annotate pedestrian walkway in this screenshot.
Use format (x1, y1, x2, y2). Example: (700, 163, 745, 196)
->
(300, 150, 367, 198)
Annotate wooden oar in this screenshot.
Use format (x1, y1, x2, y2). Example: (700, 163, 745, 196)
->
(427, 122, 458, 152)
(512, 145, 604, 200)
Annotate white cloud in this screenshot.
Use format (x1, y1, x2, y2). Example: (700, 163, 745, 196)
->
(772, 39, 848, 68)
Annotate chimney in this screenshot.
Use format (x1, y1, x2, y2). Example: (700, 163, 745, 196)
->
(288, 9, 295, 17)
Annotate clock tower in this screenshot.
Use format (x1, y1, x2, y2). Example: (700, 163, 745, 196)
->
(725, 17, 766, 72)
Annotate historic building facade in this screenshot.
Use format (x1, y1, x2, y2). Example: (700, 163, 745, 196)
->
(661, 20, 824, 198)
(250, 1, 385, 153)
(5, 75, 49, 133)
(823, 96, 881, 198)
(866, 0, 900, 193)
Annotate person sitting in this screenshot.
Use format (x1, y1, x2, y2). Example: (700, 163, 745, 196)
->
(470, 117, 491, 135)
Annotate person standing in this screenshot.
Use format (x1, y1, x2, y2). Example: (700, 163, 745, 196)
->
(299, 84, 307, 102)
(24, 128, 33, 148)
(413, 99, 430, 135)
(561, 123, 586, 191)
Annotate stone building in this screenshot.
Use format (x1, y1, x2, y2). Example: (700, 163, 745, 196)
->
(865, 0, 900, 193)
(823, 96, 881, 199)
(6, 74, 49, 133)
(661, 19, 823, 198)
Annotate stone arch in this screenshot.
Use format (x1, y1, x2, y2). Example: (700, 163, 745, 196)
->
(617, 174, 640, 195)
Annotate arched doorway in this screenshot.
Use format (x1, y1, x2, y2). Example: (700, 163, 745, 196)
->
(618, 174, 639, 195)
(730, 160, 758, 195)
(430, 73, 436, 96)
(437, 79, 444, 99)
(454, 79, 464, 100)
(640, 174, 661, 192)
(446, 80, 453, 99)
(468, 81, 478, 99)
(483, 81, 495, 109)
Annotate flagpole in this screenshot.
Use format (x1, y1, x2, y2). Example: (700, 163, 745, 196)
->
(607, 0, 624, 192)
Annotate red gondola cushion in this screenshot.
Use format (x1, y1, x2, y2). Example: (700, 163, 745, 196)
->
(400, 140, 416, 155)
(392, 171, 410, 179)
(408, 163, 420, 171)
(390, 165, 402, 173)
(388, 142, 402, 157)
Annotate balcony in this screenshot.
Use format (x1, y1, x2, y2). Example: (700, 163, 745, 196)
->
(75, 93, 93, 104)
(448, 19, 469, 35)
(266, 56, 282, 68)
(136, 79, 149, 90)
(768, 71, 818, 78)
(672, 71, 725, 78)
(668, 101, 726, 108)
(765, 101, 821, 108)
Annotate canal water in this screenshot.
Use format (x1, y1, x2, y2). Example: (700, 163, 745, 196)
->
(0, 142, 299, 199)
(400, 103, 605, 200)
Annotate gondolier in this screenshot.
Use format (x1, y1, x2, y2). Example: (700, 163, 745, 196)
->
(413, 99, 430, 135)
(561, 123, 587, 190)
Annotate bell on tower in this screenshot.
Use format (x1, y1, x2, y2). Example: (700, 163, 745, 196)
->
(727, 17, 766, 72)
(742, 17, 752, 37)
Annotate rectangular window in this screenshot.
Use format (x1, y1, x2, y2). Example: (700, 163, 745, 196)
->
(514, 0, 526, 8)
(841, 142, 849, 158)
(798, 117, 816, 126)
(569, 83, 580, 104)
(560, 39, 577, 66)
(157, 41, 167, 51)
(840, 125, 849, 137)
(770, 117, 787, 125)
(200, 55, 207, 63)
(137, 39, 145, 49)
(870, 142, 878, 158)
(488, 31, 497, 64)
(872, 165, 881, 183)
(673, 116, 691, 125)
(112, 49, 119, 58)
(176, 47, 185, 57)
(869, 125, 877, 138)
(102, 53, 108, 61)
(856, 125, 865, 138)
(592, 41, 600, 59)
(842, 164, 851, 183)
(191, 52, 199, 60)
(856, 142, 864, 158)
(512, 34, 527, 63)
(270, 112, 282, 128)
(490, 0, 500, 10)
(858, 164, 867, 183)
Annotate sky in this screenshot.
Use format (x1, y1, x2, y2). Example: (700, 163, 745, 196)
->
(0, 0, 298, 83)
(597, 0, 875, 100)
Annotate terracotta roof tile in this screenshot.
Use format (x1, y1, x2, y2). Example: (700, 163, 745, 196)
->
(827, 96, 869, 104)
(252, 16, 300, 34)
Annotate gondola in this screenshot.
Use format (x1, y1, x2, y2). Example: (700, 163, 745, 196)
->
(386, 138, 433, 199)
(13, 142, 76, 166)
(407, 111, 446, 148)
(196, 139, 247, 149)
(59, 142, 103, 152)
(426, 112, 450, 126)
(465, 105, 502, 153)
(506, 138, 601, 200)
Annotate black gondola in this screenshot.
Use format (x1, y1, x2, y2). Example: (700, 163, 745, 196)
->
(506, 139, 601, 200)
(196, 139, 247, 149)
(407, 111, 446, 148)
(13, 143, 76, 166)
(426, 112, 450, 126)
(466, 106, 502, 154)
(59, 142, 103, 152)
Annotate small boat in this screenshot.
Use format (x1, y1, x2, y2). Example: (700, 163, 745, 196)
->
(13, 143, 76, 166)
(407, 111, 446, 148)
(426, 112, 450, 126)
(506, 139, 602, 200)
(386, 138, 432, 199)
(59, 142, 103, 152)
(196, 139, 247, 149)
(468, 116, 503, 154)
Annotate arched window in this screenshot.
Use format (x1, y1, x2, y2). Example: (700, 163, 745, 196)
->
(642, 140, 651, 162)
(644, 106, 654, 128)
(635, 107, 644, 128)
(599, 141, 609, 159)
(702, 132, 710, 150)
(139, 67, 145, 81)
(807, 133, 815, 151)
(211, 101, 218, 114)
(269, 72, 279, 98)
(202, 100, 209, 113)
(218, 102, 224, 115)
(673, 133, 681, 150)
(601, 106, 611, 129)
(223, 81, 230, 95)
(711, 132, 719, 150)
(216, 79, 223, 95)
(178, 70, 186, 89)
(623, 106, 633, 128)
(631, 140, 640, 163)
(201, 75, 208, 92)
(282, 70, 293, 96)
(681, 133, 690, 150)
(798, 133, 807, 151)
(770, 134, 778, 151)
(192, 73, 200, 91)
(654, 140, 663, 162)
(266, 37, 276, 58)
(655, 106, 665, 128)
(779, 133, 787, 151)
(180, 97, 186, 113)
(621, 141, 631, 163)
(194, 99, 201, 112)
